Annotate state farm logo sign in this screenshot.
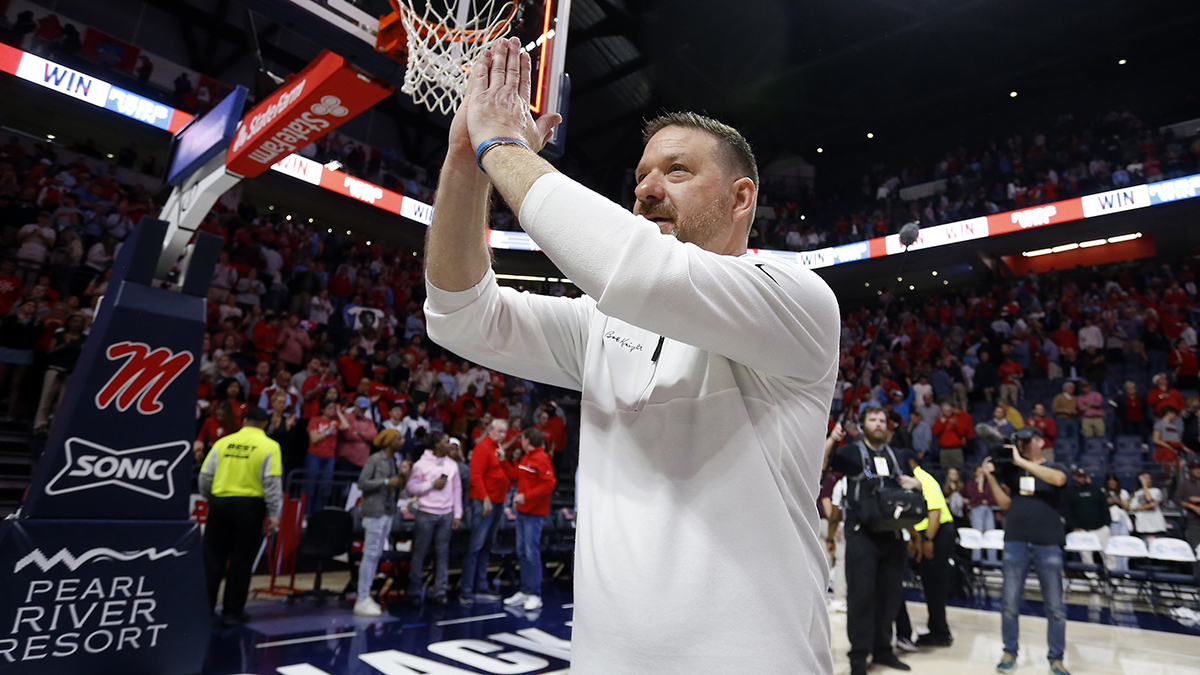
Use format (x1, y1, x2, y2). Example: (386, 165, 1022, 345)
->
(95, 342, 193, 415)
(239, 95, 350, 168)
(230, 79, 308, 153)
(45, 438, 190, 500)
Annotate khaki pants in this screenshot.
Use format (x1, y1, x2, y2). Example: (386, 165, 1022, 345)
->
(940, 447, 965, 470)
(1081, 417, 1106, 437)
(999, 383, 1020, 406)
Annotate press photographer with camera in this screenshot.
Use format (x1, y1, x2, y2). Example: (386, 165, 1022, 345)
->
(979, 425, 1071, 675)
(829, 406, 926, 675)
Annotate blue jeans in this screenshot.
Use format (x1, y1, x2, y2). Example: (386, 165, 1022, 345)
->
(358, 515, 392, 599)
(461, 499, 502, 596)
(303, 454, 335, 515)
(971, 505, 997, 562)
(515, 512, 544, 596)
(1002, 541, 1066, 662)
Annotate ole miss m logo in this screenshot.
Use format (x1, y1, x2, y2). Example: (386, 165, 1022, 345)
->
(95, 341, 194, 415)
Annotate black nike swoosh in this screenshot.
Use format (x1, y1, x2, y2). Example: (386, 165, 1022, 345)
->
(755, 263, 779, 285)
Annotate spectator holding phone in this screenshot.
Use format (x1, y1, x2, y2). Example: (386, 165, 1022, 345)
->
(405, 431, 462, 605)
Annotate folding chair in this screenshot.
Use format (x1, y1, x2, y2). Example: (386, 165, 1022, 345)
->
(1103, 535, 1151, 603)
(1064, 531, 1105, 597)
(1146, 537, 1199, 608)
(956, 527, 986, 597)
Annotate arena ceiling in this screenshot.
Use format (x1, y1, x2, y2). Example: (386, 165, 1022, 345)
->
(134, 0, 1200, 198)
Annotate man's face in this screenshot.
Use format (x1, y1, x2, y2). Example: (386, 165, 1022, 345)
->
(633, 126, 742, 253)
(1064, 382, 1075, 395)
(275, 371, 290, 387)
(538, 411, 549, 426)
(489, 421, 508, 442)
(862, 412, 890, 445)
(1033, 403, 1045, 417)
(941, 404, 953, 417)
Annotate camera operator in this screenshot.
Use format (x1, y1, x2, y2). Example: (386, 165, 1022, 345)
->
(829, 406, 923, 675)
(981, 426, 1071, 675)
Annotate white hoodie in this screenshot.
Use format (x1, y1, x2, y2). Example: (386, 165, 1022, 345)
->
(425, 172, 840, 675)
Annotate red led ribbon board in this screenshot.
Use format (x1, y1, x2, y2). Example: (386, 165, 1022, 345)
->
(225, 50, 393, 178)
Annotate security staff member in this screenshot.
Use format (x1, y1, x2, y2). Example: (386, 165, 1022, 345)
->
(906, 452, 956, 647)
(829, 406, 922, 675)
(200, 407, 283, 626)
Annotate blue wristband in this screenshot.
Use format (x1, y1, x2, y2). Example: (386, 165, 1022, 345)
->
(475, 136, 529, 172)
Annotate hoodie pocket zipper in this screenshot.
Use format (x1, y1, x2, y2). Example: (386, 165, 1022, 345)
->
(631, 336, 665, 413)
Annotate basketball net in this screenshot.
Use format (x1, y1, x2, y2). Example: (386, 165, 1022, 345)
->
(388, 0, 517, 115)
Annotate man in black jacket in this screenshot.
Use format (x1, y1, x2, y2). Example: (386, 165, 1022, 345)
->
(1060, 467, 1110, 565)
(829, 406, 923, 675)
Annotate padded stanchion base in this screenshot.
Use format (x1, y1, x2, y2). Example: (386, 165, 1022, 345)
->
(0, 519, 209, 674)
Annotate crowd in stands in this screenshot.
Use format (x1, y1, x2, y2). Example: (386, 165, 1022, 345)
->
(823, 254, 1200, 556)
(0, 138, 577, 494)
(750, 109, 1200, 252)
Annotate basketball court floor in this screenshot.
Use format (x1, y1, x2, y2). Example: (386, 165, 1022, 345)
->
(203, 574, 1200, 675)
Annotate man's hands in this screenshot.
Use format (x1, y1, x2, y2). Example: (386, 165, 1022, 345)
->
(981, 457, 995, 476)
(387, 475, 403, 487)
(899, 475, 921, 490)
(482, 498, 493, 517)
(433, 476, 448, 490)
(465, 38, 561, 154)
(452, 518, 461, 530)
(267, 516, 280, 533)
(514, 493, 525, 505)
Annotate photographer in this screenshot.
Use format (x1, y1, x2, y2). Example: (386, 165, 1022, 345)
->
(829, 406, 923, 675)
(981, 427, 1071, 675)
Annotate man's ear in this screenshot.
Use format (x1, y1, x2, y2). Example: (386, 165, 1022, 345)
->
(730, 177, 756, 229)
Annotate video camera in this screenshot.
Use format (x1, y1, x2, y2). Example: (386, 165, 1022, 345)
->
(975, 424, 1044, 467)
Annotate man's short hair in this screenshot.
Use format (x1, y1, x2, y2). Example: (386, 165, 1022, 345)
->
(522, 427, 545, 448)
(643, 112, 759, 190)
(1162, 406, 1178, 416)
(859, 405, 887, 425)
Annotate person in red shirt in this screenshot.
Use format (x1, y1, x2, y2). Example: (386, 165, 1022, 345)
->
(931, 403, 967, 470)
(305, 400, 348, 514)
(1025, 403, 1058, 460)
(1116, 381, 1147, 437)
(252, 313, 280, 362)
(1148, 374, 1187, 419)
(505, 428, 557, 611)
(460, 418, 519, 604)
(338, 349, 366, 390)
(1169, 339, 1199, 391)
(194, 400, 239, 461)
(0, 260, 24, 315)
(301, 358, 337, 419)
(997, 355, 1024, 406)
(247, 361, 272, 402)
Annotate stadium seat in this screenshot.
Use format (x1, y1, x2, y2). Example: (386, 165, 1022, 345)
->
(1114, 435, 1145, 458)
(1082, 437, 1110, 458)
(1145, 538, 1198, 607)
(1064, 531, 1105, 594)
(1103, 535, 1151, 602)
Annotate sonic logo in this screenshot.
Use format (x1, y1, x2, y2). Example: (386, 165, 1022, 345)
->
(95, 342, 193, 415)
(45, 437, 190, 500)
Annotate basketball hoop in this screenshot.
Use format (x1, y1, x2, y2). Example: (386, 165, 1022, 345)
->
(378, 0, 519, 115)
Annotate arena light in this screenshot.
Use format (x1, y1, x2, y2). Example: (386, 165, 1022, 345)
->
(817, 147, 823, 153)
(308, 218, 314, 223)
(1021, 231, 1142, 258)
(931, 271, 938, 276)
(46, 134, 55, 140)
(800, 215, 806, 220)
(1079, 238, 1107, 248)
(1051, 243, 1078, 253)
(1118, 59, 1127, 65)
(1023, 247, 1054, 257)
(325, 160, 343, 171)
(1009, 91, 1018, 98)
(1108, 232, 1142, 243)
(866, 133, 874, 139)
(908, 285, 915, 290)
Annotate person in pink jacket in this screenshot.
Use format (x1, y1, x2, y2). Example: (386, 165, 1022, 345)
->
(405, 431, 462, 605)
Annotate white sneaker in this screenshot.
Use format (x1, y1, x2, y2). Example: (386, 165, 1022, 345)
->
(353, 598, 382, 617)
(503, 592, 529, 607)
(830, 600, 848, 613)
(523, 595, 543, 611)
